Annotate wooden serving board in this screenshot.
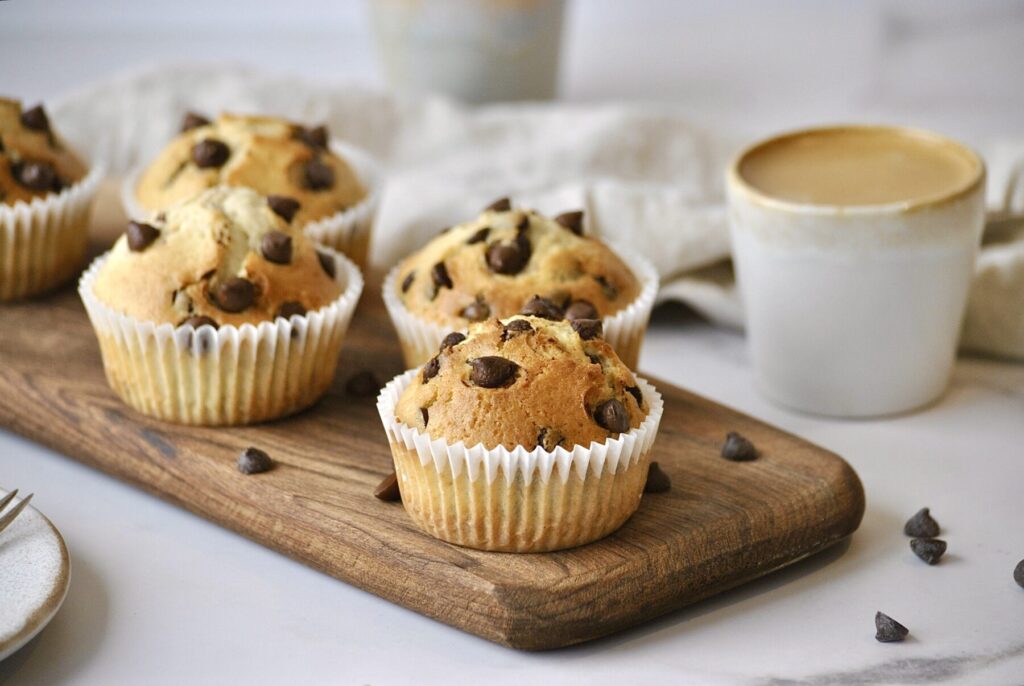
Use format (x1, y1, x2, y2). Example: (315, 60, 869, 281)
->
(0, 200, 864, 650)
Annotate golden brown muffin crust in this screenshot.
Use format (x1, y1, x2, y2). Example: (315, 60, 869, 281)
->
(0, 97, 87, 206)
(394, 316, 648, 451)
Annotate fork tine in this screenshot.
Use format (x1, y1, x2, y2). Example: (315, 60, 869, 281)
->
(0, 489, 18, 512)
(0, 493, 33, 535)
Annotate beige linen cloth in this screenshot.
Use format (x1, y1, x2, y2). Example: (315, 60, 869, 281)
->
(53, 65, 1024, 360)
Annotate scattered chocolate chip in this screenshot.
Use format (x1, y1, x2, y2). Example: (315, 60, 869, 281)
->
(555, 210, 584, 235)
(721, 431, 758, 461)
(485, 197, 511, 212)
(1014, 560, 1024, 589)
(595, 274, 619, 300)
(276, 301, 306, 320)
(904, 508, 940, 538)
(625, 385, 643, 407)
(296, 124, 329, 150)
(874, 612, 909, 643)
(564, 299, 599, 321)
(237, 447, 274, 475)
(345, 370, 381, 398)
(317, 250, 337, 279)
(181, 315, 217, 329)
(503, 318, 533, 338)
(213, 277, 256, 313)
(486, 239, 530, 275)
(422, 355, 441, 382)
(401, 271, 415, 293)
(910, 538, 947, 565)
(595, 399, 630, 434)
(467, 227, 491, 244)
(587, 353, 602, 366)
(644, 462, 671, 493)
(374, 472, 401, 501)
(469, 356, 520, 388)
(14, 160, 59, 192)
(303, 158, 335, 190)
(536, 427, 564, 452)
(20, 104, 50, 133)
(191, 138, 230, 168)
(180, 111, 210, 132)
(267, 195, 301, 223)
(126, 221, 161, 252)
(260, 230, 293, 264)
(571, 318, 603, 340)
(431, 261, 453, 290)
(420, 407, 430, 427)
(516, 214, 530, 232)
(520, 295, 563, 320)
(461, 298, 490, 322)
(440, 332, 466, 351)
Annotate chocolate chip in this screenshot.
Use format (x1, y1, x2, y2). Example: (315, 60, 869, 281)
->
(625, 385, 643, 407)
(536, 427, 564, 452)
(14, 160, 59, 192)
(438, 226, 451, 235)
(237, 447, 274, 474)
(485, 197, 511, 212)
(520, 295, 563, 320)
(431, 261, 453, 290)
(469, 356, 519, 388)
(555, 210, 584, 236)
(486, 239, 530, 275)
(276, 301, 306, 320)
(374, 472, 402, 501)
(181, 315, 217, 329)
(180, 111, 210, 132)
(420, 407, 429, 427)
(213, 277, 256, 313)
(296, 124, 329, 150)
(401, 272, 415, 293)
(440, 332, 466, 351)
(345, 370, 381, 398)
(1015, 560, 1024, 589)
(904, 508, 940, 538)
(516, 214, 530, 232)
(303, 158, 335, 190)
(595, 399, 630, 433)
(644, 462, 671, 493)
(874, 612, 909, 643)
(422, 356, 441, 382)
(261, 230, 293, 264)
(20, 104, 50, 133)
(587, 353, 602, 366)
(503, 318, 533, 338)
(571, 318, 603, 340)
(191, 138, 230, 168)
(461, 298, 490, 322)
(126, 221, 161, 252)
(721, 431, 758, 461)
(564, 299, 599, 321)
(595, 275, 619, 300)
(317, 250, 337, 279)
(467, 227, 491, 245)
(267, 195, 301, 223)
(910, 538, 947, 565)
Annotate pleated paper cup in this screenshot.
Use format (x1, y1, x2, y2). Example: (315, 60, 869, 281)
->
(377, 370, 664, 552)
(0, 165, 103, 301)
(79, 247, 363, 426)
(382, 244, 660, 369)
(121, 139, 381, 268)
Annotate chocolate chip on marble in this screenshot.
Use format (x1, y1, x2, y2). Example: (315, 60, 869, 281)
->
(237, 447, 274, 475)
(126, 221, 161, 252)
(537, 427, 564, 452)
(374, 472, 402, 501)
(486, 239, 530, 275)
(440, 332, 466, 351)
(564, 299, 599, 322)
(910, 538, 947, 565)
(260, 230, 293, 265)
(181, 315, 218, 329)
(874, 612, 909, 643)
(213, 277, 256, 313)
(644, 462, 672, 493)
(503, 318, 533, 339)
(594, 274, 619, 300)
(14, 160, 59, 192)
(625, 385, 643, 407)
(467, 227, 491, 245)
(555, 210, 584, 236)
(276, 301, 306, 320)
(571, 318, 603, 340)
(296, 124, 329, 150)
(431, 261, 453, 290)
(191, 138, 230, 168)
(469, 356, 520, 388)
(1014, 560, 1024, 589)
(420, 407, 430, 427)
(485, 197, 511, 212)
(20, 104, 51, 133)
(303, 158, 335, 190)
(721, 431, 758, 461)
(267, 195, 301, 223)
(461, 298, 490, 322)
(520, 295, 563, 320)
(345, 370, 381, 398)
(594, 399, 630, 434)
(180, 111, 210, 132)
(317, 250, 337, 279)
(904, 508, 940, 538)
(422, 355, 441, 383)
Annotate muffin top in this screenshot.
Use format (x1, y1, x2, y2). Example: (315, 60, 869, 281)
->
(395, 199, 641, 329)
(134, 113, 365, 226)
(394, 315, 648, 451)
(94, 186, 342, 327)
(0, 98, 87, 206)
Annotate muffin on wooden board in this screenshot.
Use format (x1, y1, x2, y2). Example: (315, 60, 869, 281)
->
(81, 185, 363, 425)
(377, 315, 664, 552)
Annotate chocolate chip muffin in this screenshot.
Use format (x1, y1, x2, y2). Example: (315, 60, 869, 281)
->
(378, 315, 664, 552)
(81, 185, 364, 425)
(0, 97, 101, 300)
(384, 198, 658, 369)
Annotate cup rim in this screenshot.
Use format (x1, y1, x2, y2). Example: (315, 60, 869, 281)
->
(726, 124, 986, 216)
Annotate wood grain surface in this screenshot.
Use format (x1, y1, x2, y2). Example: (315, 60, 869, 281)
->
(0, 190, 865, 649)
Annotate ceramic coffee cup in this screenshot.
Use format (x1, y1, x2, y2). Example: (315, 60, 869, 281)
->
(726, 125, 986, 417)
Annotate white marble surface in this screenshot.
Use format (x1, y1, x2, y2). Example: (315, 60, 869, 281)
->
(2, 1, 1024, 684)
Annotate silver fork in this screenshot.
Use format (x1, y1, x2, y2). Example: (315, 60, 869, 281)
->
(0, 489, 34, 536)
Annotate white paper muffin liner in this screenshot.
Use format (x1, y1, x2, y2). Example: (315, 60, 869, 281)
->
(0, 165, 103, 301)
(78, 247, 364, 426)
(376, 369, 664, 552)
(382, 244, 660, 369)
(121, 139, 381, 268)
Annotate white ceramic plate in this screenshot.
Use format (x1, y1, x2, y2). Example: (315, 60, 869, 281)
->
(0, 490, 70, 662)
